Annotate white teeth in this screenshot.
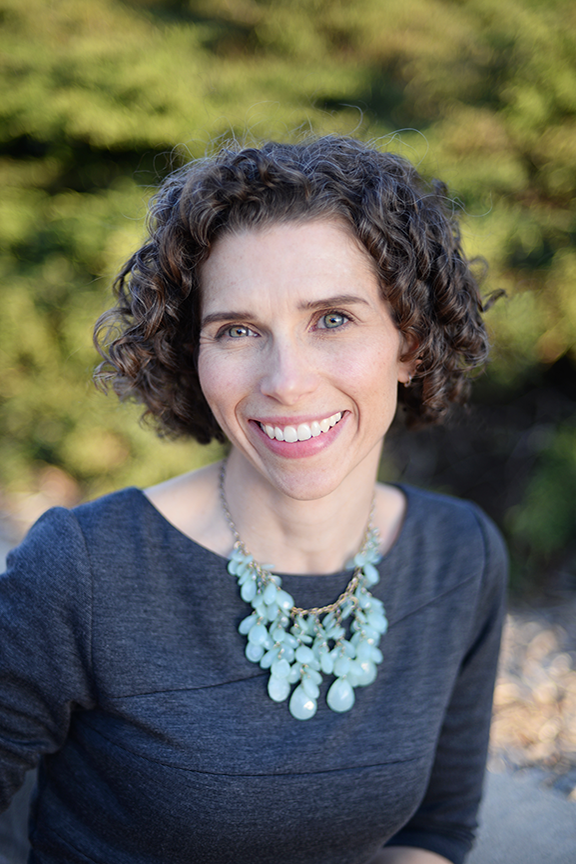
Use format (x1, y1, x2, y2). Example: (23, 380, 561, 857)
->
(260, 412, 342, 442)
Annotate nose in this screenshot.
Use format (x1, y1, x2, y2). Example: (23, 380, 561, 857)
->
(260, 337, 319, 405)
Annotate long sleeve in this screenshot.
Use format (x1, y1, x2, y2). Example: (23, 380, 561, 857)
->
(384, 509, 508, 864)
(0, 508, 95, 810)
(0, 486, 510, 864)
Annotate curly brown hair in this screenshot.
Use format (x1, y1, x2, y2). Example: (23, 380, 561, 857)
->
(94, 136, 492, 444)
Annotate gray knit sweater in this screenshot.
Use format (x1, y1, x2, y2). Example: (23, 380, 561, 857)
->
(0, 485, 507, 864)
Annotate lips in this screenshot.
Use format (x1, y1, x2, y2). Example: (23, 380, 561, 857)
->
(258, 412, 342, 442)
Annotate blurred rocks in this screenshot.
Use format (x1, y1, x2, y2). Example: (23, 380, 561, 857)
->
(489, 597, 576, 800)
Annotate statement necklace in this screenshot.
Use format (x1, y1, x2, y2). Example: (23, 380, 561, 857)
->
(221, 463, 388, 720)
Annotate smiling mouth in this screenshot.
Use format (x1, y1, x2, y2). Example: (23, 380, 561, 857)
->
(258, 412, 343, 442)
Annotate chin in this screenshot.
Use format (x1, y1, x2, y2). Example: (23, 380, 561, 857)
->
(261, 459, 367, 503)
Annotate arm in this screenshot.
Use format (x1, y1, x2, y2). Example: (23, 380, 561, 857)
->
(0, 508, 95, 809)
(384, 509, 508, 864)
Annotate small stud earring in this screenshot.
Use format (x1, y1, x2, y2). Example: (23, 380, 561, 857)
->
(404, 375, 412, 388)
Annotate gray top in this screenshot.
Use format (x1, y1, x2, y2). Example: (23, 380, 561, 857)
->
(0, 484, 507, 864)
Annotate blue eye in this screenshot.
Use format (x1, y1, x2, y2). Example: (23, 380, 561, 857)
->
(227, 325, 252, 338)
(321, 312, 347, 329)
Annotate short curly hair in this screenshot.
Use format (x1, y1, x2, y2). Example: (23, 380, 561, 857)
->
(94, 136, 491, 444)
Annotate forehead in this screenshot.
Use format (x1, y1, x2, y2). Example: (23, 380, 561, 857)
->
(199, 219, 380, 310)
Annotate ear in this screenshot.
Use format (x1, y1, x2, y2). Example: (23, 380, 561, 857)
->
(397, 333, 420, 385)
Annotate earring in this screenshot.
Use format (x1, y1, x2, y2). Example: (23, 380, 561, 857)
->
(404, 375, 412, 388)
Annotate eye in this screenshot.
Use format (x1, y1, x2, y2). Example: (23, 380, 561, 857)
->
(223, 324, 255, 339)
(318, 311, 349, 330)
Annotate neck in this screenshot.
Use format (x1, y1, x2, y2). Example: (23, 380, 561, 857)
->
(221, 448, 381, 575)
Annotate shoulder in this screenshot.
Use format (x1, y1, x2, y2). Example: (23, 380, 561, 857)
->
(401, 484, 506, 559)
(395, 484, 508, 606)
(5, 488, 151, 582)
(71, 486, 150, 537)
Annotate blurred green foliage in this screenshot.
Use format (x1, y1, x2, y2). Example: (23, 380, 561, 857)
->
(0, 0, 575, 589)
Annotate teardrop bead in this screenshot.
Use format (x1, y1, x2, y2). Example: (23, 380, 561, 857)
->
(363, 562, 380, 585)
(340, 600, 354, 619)
(347, 667, 359, 687)
(367, 612, 387, 633)
(287, 662, 302, 684)
(247, 623, 268, 646)
(276, 590, 295, 612)
(327, 677, 355, 713)
(304, 616, 317, 635)
(289, 685, 318, 720)
(265, 603, 279, 622)
(238, 613, 257, 635)
(268, 675, 291, 702)
(320, 653, 334, 674)
(295, 645, 315, 664)
(260, 647, 279, 669)
(369, 597, 385, 614)
(355, 588, 372, 609)
(271, 657, 290, 679)
(263, 582, 278, 605)
(307, 668, 322, 685)
(356, 640, 373, 661)
(355, 660, 377, 686)
(322, 612, 335, 630)
(236, 560, 251, 578)
(301, 676, 320, 700)
(342, 640, 356, 658)
(334, 655, 350, 677)
(245, 642, 264, 663)
(240, 579, 257, 602)
(253, 601, 267, 619)
(278, 645, 295, 664)
(237, 569, 252, 586)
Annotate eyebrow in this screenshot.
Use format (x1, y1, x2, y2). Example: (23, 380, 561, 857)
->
(200, 294, 371, 328)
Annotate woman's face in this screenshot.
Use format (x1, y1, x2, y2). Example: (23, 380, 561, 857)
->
(198, 220, 412, 501)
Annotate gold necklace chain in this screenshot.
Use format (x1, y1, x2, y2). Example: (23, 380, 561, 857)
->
(219, 460, 377, 619)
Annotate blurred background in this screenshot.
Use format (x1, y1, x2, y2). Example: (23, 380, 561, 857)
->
(0, 0, 576, 837)
(0, 0, 575, 595)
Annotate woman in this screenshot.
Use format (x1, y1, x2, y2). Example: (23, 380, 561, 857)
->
(0, 137, 507, 864)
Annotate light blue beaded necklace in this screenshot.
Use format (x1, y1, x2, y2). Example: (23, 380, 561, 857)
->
(221, 463, 388, 720)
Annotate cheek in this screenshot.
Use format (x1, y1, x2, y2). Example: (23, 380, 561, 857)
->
(197, 349, 250, 425)
(197, 352, 227, 416)
(340, 341, 402, 392)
